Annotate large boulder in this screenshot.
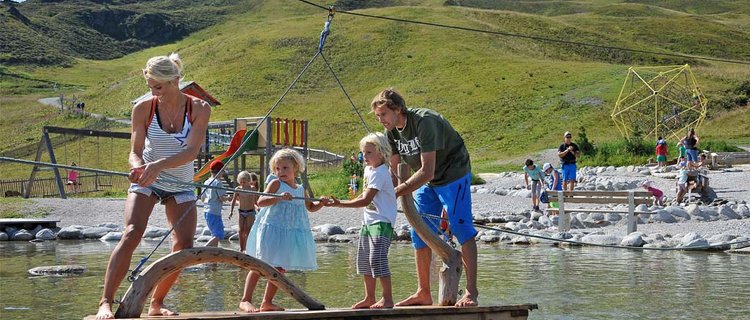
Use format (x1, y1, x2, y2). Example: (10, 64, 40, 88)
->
(717, 205, 741, 220)
(581, 233, 622, 245)
(35, 228, 56, 241)
(57, 226, 84, 240)
(314, 224, 345, 236)
(143, 226, 171, 238)
(621, 232, 645, 247)
(680, 232, 709, 248)
(83, 226, 116, 239)
(101, 232, 122, 241)
(649, 210, 678, 223)
(11, 229, 33, 241)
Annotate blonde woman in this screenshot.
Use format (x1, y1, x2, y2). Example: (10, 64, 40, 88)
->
(96, 53, 211, 319)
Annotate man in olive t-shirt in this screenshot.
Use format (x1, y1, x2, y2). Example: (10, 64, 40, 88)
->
(370, 88, 478, 307)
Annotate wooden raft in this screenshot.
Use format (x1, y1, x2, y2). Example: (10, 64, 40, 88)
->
(86, 304, 538, 320)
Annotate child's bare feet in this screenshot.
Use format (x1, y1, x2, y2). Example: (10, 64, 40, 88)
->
(148, 302, 178, 316)
(455, 291, 479, 307)
(370, 297, 394, 309)
(95, 300, 114, 319)
(351, 297, 376, 309)
(239, 301, 258, 312)
(259, 301, 284, 312)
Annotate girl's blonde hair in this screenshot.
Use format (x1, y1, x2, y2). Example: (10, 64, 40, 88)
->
(143, 53, 183, 82)
(237, 171, 258, 183)
(370, 88, 407, 114)
(359, 132, 391, 167)
(269, 148, 305, 176)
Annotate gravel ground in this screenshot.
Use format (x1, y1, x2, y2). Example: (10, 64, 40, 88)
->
(31, 164, 750, 239)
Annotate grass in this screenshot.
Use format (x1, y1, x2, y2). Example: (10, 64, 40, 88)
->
(0, 197, 48, 219)
(1, 0, 749, 183)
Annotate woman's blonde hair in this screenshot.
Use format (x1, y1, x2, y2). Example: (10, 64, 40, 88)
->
(269, 148, 305, 176)
(370, 88, 407, 114)
(359, 132, 391, 167)
(143, 53, 183, 82)
(237, 171, 257, 183)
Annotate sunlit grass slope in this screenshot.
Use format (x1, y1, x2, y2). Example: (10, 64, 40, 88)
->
(3, 0, 749, 177)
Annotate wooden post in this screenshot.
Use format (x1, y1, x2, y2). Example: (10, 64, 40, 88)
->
(115, 247, 324, 318)
(558, 191, 569, 232)
(292, 119, 298, 146)
(627, 190, 637, 233)
(397, 164, 462, 306)
(283, 118, 289, 146)
(275, 118, 281, 145)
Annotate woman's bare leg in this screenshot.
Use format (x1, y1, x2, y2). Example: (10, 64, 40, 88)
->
(148, 198, 196, 316)
(96, 193, 157, 319)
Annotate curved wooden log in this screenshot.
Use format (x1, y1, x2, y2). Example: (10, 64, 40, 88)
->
(115, 247, 324, 318)
(398, 164, 463, 306)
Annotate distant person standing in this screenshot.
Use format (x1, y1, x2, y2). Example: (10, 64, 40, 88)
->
(680, 128, 700, 167)
(655, 137, 668, 168)
(542, 162, 562, 211)
(558, 131, 580, 191)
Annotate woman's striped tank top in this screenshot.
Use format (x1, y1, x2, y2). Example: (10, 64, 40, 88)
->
(142, 96, 195, 192)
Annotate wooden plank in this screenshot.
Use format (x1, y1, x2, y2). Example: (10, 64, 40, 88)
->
(43, 126, 131, 139)
(546, 197, 651, 205)
(546, 208, 651, 215)
(549, 191, 652, 197)
(88, 304, 537, 320)
(0, 218, 60, 229)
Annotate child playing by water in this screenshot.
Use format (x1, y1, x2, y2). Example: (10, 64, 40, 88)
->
(239, 148, 327, 312)
(676, 161, 689, 203)
(229, 171, 259, 253)
(326, 132, 397, 309)
(202, 160, 230, 247)
(641, 180, 665, 206)
(523, 159, 545, 212)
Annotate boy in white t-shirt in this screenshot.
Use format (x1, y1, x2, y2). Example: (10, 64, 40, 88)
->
(327, 132, 397, 309)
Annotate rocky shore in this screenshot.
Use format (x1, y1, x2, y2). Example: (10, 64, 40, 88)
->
(2, 164, 749, 251)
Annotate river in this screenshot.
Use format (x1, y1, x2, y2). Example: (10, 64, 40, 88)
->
(1, 240, 748, 319)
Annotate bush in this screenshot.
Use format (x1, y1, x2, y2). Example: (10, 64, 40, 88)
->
(576, 126, 595, 155)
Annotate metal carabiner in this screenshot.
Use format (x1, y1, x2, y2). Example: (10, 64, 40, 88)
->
(327, 6, 336, 22)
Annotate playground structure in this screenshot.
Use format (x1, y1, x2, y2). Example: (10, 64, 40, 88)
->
(611, 64, 707, 141)
(202, 116, 343, 196)
(23, 126, 130, 199)
(1, 116, 343, 199)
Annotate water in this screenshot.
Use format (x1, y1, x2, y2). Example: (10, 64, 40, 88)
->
(1, 240, 748, 319)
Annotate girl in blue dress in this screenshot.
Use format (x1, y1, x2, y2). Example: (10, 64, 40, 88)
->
(239, 148, 327, 312)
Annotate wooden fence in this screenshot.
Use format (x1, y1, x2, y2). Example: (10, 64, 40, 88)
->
(1, 174, 129, 198)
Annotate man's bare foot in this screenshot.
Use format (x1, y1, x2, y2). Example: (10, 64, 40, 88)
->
(455, 291, 479, 307)
(351, 298, 376, 309)
(259, 302, 284, 312)
(395, 292, 432, 306)
(239, 301, 258, 313)
(148, 302, 178, 316)
(95, 300, 114, 320)
(370, 297, 394, 309)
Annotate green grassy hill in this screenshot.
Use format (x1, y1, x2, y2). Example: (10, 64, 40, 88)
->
(2, 0, 749, 179)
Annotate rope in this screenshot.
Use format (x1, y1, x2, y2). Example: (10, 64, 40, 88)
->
(417, 212, 750, 251)
(295, 0, 750, 66)
(321, 52, 371, 133)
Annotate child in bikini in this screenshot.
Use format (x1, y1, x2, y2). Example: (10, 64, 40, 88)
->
(229, 171, 259, 253)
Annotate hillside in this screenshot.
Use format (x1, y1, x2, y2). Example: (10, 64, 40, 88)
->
(2, 0, 750, 178)
(0, 0, 257, 65)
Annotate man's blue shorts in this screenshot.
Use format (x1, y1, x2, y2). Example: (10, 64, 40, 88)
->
(561, 163, 577, 182)
(204, 212, 225, 239)
(411, 172, 477, 250)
